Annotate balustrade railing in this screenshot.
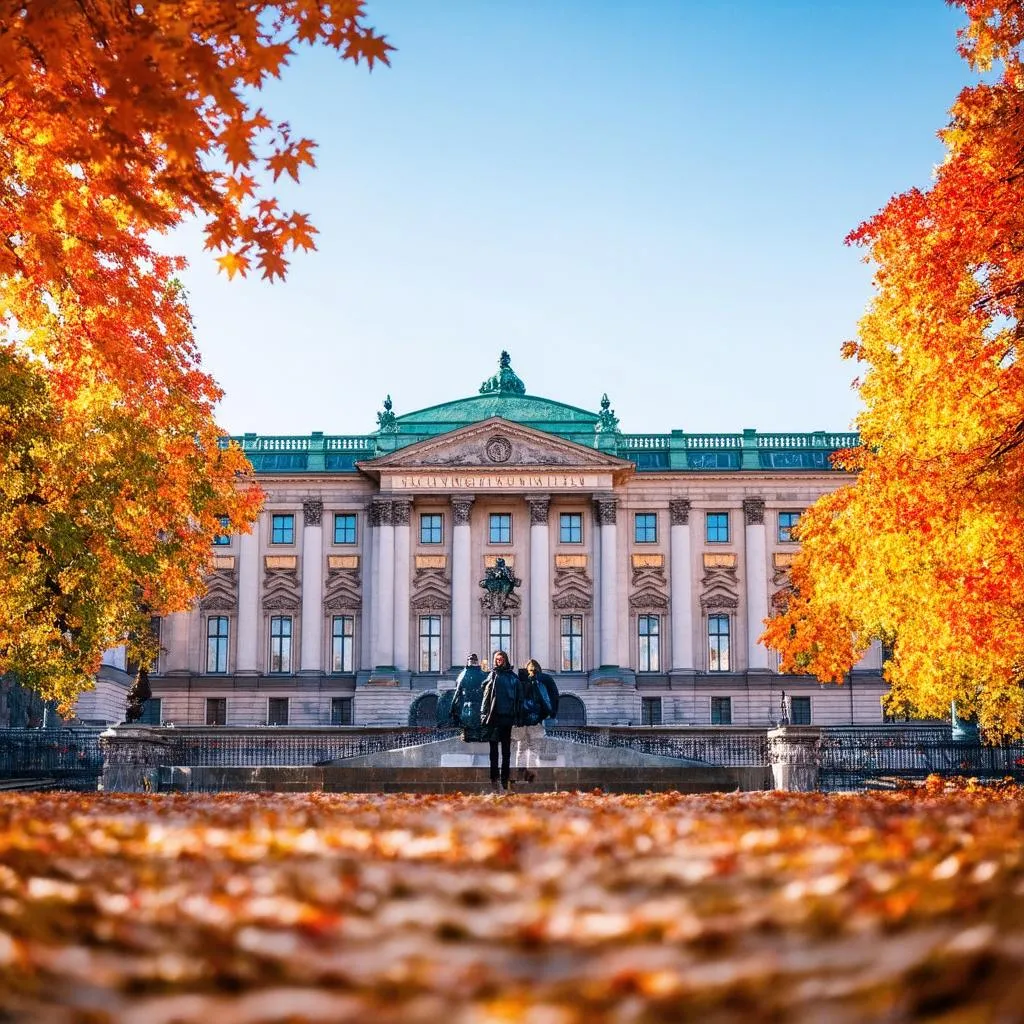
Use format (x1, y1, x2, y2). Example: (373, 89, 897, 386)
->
(546, 726, 769, 766)
(0, 728, 104, 789)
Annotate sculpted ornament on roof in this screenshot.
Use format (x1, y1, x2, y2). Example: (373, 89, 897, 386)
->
(478, 350, 526, 396)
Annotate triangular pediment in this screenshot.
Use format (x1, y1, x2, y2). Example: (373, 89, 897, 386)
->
(357, 418, 634, 475)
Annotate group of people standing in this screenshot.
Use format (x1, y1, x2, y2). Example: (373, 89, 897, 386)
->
(449, 652, 560, 792)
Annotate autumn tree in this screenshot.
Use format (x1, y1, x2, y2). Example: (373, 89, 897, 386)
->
(763, 0, 1024, 738)
(0, 2, 391, 710)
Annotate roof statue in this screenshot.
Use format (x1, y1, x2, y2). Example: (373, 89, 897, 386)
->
(376, 394, 398, 433)
(478, 350, 526, 396)
(595, 393, 620, 434)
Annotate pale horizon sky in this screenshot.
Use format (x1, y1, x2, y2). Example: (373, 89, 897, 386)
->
(173, 0, 968, 438)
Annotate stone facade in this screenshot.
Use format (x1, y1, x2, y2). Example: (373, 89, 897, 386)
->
(72, 354, 885, 729)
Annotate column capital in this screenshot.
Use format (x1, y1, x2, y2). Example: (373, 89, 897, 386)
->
(742, 497, 765, 526)
(525, 494, 551, 525)
(302, 499, 323, 527)
(451, 494, 475, 526)
(391, 498, 411, 527)
(368, 499, 392, 527)
(593, 494, 617, 526)
(668, 499, 691, 526)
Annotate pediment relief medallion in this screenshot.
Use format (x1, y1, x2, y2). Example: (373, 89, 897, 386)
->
(702, 592, 740, 610)
(629, 565, 668, 611)
(552, 566, 593, 612)
(700, 563, 739, 612)
(411, 567, 451, 613)
(263, 567, 301, 611)
(200, 568, 237, 611)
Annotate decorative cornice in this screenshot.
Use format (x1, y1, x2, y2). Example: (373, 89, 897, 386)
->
(526, 495, 550, 525)
(669, 499, 691, 526)
(302, 499, 323, 527)
(451, 495, 474, 526)
(743, 497, 766, 526)
(594, 496, 617, 526)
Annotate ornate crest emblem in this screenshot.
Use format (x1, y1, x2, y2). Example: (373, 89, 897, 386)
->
(484, 435, 512, 463)
(478, 557, 521, 613)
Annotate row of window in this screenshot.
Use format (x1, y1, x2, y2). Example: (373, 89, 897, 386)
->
(139, 696, 353, 727)
(203, 613, 734, 675)
(140, 693, 813, 728)
(639, 695, 812, 726)
(217, 510, 805, 548)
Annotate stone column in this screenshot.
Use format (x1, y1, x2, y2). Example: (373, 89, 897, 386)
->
(595, 496, 619, 667)
(768, 725, 821, 791)
(235, 523, 261, 673)
(669, 499, 693, 670)
(299, 499, 324, 674)
(526, 495, 551, 669)
(372, 499, 395, 668)
(743, 497, 769, 671)
(450, 495, 475, 670)
(392, 499, 412, 672)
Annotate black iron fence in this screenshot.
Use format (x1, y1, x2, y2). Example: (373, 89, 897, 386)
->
(546, 726, 770, 766)
(0, 728, 104, 790)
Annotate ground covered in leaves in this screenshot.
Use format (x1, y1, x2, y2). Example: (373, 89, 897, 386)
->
(1, 785, 1023, 1022)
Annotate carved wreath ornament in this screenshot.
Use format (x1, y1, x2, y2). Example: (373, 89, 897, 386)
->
(485, 435, 512, 463)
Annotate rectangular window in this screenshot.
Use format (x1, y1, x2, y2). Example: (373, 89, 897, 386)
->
(634, 512, 657, 544)
(206, 697, 227, 726)
(331, 615, 354, 673)
(268, 697, 289, 726)
(212, 515, 231, 546)
(559, 513, 582, 544)
(206, 616, 229, 674)
(778, 511, 801, 543)
(331, 697, 353, 725)
(334, 513, 357, 545)
(489, 513, 512, 544)
(706, 512, 729, 544)
(420, 513, 443, 545)
(269, 616, 292, 674)
(488, 615, 512, 662)
(560, 615, 584, 672)
(418, 615, 441, 673)
(638, 615, 660, 672)
(271, 514, 294, 545)
(711, 696, 732, 725)
(791, 695, 812, 725)
(139, 697, 161, 725)
(641, 696, 662, 725)
(708, 615, 730, 672)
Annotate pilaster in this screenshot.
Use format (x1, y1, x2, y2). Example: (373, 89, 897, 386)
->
(299, 499, 324, 674)
(526, 495, 551, 668)
(450, 495, 475, 671)
(743, 497, 769, 671)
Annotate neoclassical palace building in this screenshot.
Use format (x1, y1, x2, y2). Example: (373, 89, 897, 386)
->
(77, 353, 886, 728)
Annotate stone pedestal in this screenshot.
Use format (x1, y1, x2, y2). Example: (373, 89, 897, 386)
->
(100, 726, 177, 793)
(768, 725, 821, 791)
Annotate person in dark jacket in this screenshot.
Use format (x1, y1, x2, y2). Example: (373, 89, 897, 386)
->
(450, 653, 488, 742)
(480, 650, 522, 791)
(524, 659, 559, 720)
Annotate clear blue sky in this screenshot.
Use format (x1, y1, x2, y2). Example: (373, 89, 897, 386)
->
(173, 0, 968, 437)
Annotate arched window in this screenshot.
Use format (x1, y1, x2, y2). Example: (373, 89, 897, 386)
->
(408, 692, 439, 728)
(553, 693, 586, 726)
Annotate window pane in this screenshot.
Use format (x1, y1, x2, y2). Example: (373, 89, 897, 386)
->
(559, 513, 582, 544)
(206, 616, 228, 674)
(489, 513, 511, 544)
(488, 616, 512, 661)
(711, 696, 732, 725)
(331, 615, 354, 673)
(139, 698, 161, 725)
(331, 697, 353, 725)
(706, 513, 729, 543)
(418, 616, 441, 673)
(213, 515, 231, 546)
(638, 615, 660, 672)
(420, 514, 442, 544)
(334, 514, 357, 545)
(641, 697, 662, 725)
(634, 513, 657, 544)
(778, 511, 801, 543)
(560, 615, 583, 672)
(270, 616, 292, 673)
(268, 697, 289, 725)
(708, 615, 730, 672)
(206, 697, 227, 726)
(791, 696, 811, 724)
(271, 514, 294, 545)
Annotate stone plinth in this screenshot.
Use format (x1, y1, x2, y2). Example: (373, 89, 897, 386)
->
(100, 725, 177, 792)
(768, 725, 821, 791)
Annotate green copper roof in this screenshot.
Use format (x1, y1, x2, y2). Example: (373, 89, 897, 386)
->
(225, 351, 860, 474)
